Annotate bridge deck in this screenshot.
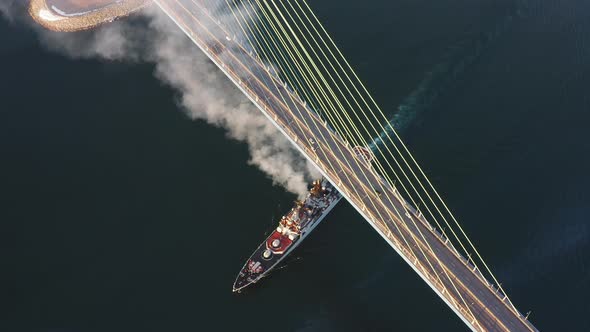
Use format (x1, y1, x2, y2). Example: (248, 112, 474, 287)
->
(154, 1, 538, 331)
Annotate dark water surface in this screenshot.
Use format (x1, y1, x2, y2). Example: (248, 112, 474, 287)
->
(2, 0, 589, 331)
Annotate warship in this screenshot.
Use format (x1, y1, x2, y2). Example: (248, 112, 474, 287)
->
(233, 178, 341, 292)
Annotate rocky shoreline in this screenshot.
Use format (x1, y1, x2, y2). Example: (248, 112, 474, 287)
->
(29, 0, 150, 32)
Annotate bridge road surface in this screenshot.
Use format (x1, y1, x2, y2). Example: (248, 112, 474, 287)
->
(154, 1, 539, 331)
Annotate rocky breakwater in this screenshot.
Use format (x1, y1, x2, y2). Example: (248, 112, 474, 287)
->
(29, 0, 149, 32)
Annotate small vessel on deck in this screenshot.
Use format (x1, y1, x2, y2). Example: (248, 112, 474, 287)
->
(233, 178, 341, 292)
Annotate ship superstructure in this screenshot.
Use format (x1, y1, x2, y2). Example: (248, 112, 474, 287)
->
(233, 178, 341, 292)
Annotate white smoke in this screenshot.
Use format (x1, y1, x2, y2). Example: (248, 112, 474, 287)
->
(0, 0, 19, 21)
(146, 7, 319, 195)
(7, 3, 320, 197)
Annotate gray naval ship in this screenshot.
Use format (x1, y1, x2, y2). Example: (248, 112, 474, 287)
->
(233, 178, 342, 292)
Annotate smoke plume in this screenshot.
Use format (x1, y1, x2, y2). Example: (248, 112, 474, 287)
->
(4, 3, 320, 197)
(0, 0, 20, 21)
(145, 7, 320, 196)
